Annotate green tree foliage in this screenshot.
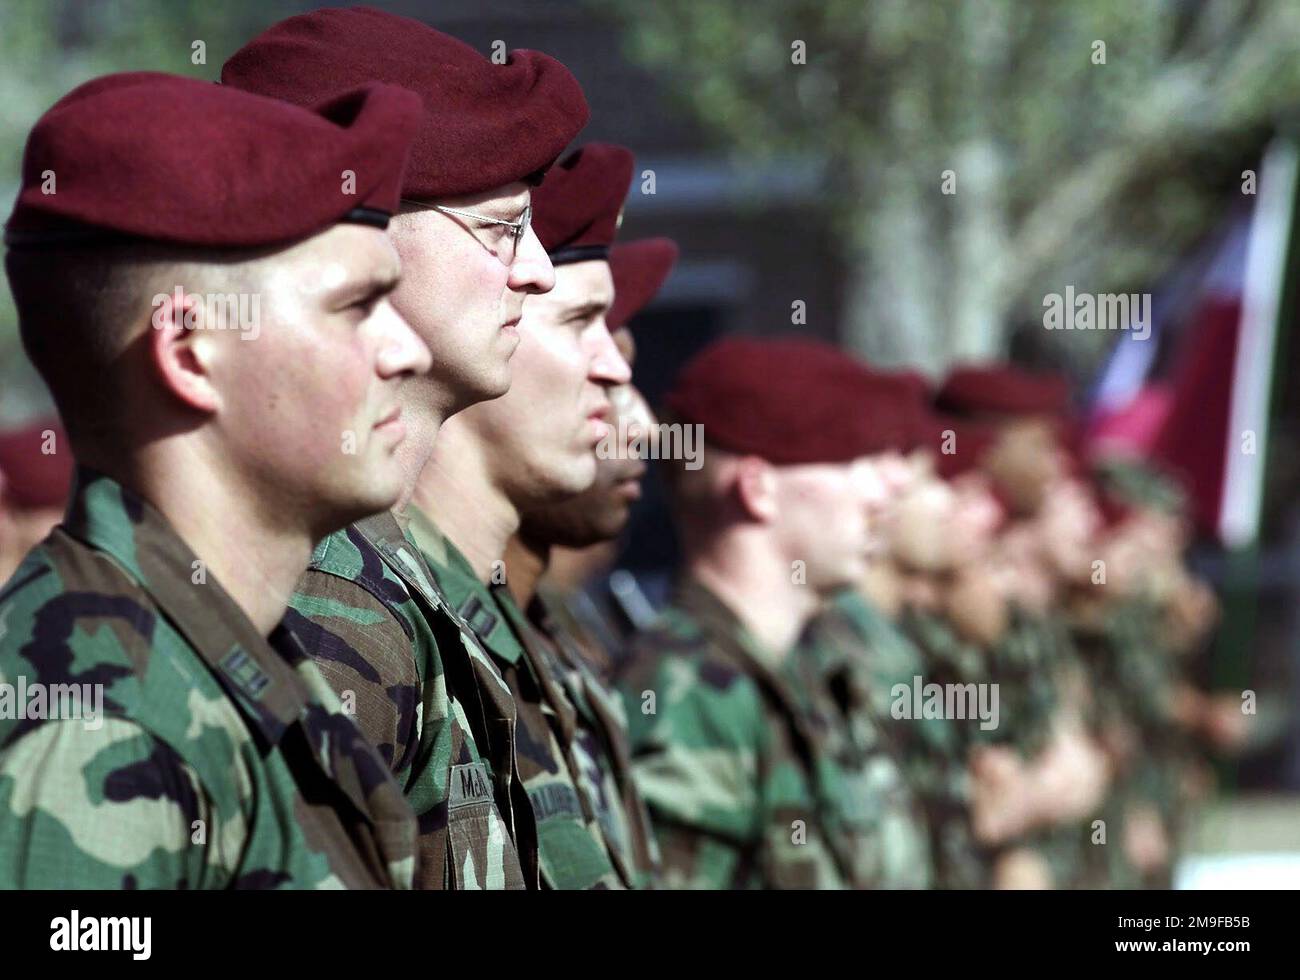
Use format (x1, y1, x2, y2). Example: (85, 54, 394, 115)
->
(595, 0, 1300, 372)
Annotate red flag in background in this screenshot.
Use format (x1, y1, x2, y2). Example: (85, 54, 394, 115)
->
(1086, 136, 1296, 545)
(1150, 297, 1241, 535)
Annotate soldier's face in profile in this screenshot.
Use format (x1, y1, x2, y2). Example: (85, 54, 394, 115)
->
(521, 326, 652, 547)
(209, 224, 430, 530)
(1035, 474, 1103, 583)
(773, 460, 875, 593)
(982, 417, 1065, 515)
(462, 259, 631, 507)
(860, 450, 912, 552)
(388, 182, 555, 413)
(947, 471, 1003, 566)
(889, 470, 958, 573)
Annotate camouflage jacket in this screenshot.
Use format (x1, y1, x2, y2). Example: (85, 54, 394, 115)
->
(896, 605, 987, 888)
(538, 583, 625, 683)
(985, 605, 1069, 758)
(528, 591, 661, 887)
(617, 580, 851, 889)
(821, 590, 961, 779)
(797, 594, 933, 888)
(1069, 594, 1186, 888)
(0, 469, 415, 889)
(408, 508, 631, 889)
(286, 510, 532, 889)
(901, 601, 1078, 887)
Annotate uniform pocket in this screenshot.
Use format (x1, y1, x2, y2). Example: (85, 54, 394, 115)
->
(447, 761, 525, 889)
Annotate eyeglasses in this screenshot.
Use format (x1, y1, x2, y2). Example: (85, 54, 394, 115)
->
(400, 199, 531, 265)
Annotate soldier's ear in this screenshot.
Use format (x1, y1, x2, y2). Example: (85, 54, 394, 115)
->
(734, 455, 777, 523)
(147, 288, 221, 415)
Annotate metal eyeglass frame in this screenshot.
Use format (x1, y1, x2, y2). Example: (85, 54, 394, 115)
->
(400, 199, 531, 263)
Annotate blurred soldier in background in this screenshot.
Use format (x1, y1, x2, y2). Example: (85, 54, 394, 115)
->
(845, 411, 1003, 887)
(793, 370, 934, 888)
(913, 367, 1110, 888)
(1070, 455, 1234, 886)
(222, 7, 590, 888)
(920, 364, 1234, 888)
(0, 419, 71, 586)
(409, 144, 646, 889)
(617, 336, 890, 889)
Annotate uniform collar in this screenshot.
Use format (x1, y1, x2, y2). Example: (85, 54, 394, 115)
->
(675, 577, 817, 729)
(354, 510, 448, 613)
(494, 583, 580, 741)
(830, 588, 889, 636)
(673, 577, 789, 677)
(64, 467, 315, 748)
(405, 505, 526, 665)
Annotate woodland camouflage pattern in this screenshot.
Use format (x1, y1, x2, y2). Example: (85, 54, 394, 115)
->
(983, 606, 1070, 759)
(897, 605, 991, 888)
(287, 509, 531, 889)
(0, 470, 416, 889)
(1071, 594, 1187, 888)
(989, 606, 1084, 887)
(796, 594, 933, 888)
(821, 592, 970, 836)
(527, 592, 660, 887)
(900, 601, 1080, 887)
(617, 581, 850, 889)
(408, 506, 639, 889)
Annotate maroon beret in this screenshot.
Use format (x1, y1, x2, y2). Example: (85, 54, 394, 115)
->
(221, 6, 589, 200)
(4, 72, 420, 249)
(608, 238, 678, 329)
(925, 415, 997, 480)
(839, 369, 926, 457)
(0, 419, 72, 509)
(886, 369, 933, 406)
(935, 364, 1072, 418)
(531, 143, 635, 263)
(665, 336, 900, 465)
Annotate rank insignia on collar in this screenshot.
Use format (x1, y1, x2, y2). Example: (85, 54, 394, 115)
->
(220, 647, 272, 701)
(456, 596, 498, 640)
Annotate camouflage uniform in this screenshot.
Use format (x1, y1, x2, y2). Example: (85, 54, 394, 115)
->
(539, 581, 633, 683)
(822, 593, 969, 836)
(1070, 594, 1186, 889)
(527, 592, 660, 887)
(896, 605, 988, 888)
(287, 510, 532, 889)
(617, 580, 852, 889)
(0, 470, 415, 889)
(408, 507, 644, 889)
(988, 605, 1084, 887)
(1092, 458, 1187, 517)
(797, 592, 933, 888)
(982, 605, 1067, 757)
(903, 600, 1085, 888)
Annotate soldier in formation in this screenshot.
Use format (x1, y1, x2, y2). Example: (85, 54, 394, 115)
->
(0, 7, 1235, 889)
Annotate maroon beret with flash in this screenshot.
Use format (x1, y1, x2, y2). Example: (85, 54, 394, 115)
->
(532, 143, 635, 264)
(222, 6, 589, 200)
(608, 237, 678, 329)
(4, 72, 420, 248)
